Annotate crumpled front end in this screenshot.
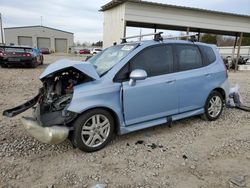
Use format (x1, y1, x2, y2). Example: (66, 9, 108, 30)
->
(3, 60, 100, 144)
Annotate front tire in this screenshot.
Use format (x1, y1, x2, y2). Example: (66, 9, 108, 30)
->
(72, 109, 114, 152)
(202, 91, 223, 121)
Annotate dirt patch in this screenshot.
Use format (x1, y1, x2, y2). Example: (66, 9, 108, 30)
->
(0, 55, 250, 187)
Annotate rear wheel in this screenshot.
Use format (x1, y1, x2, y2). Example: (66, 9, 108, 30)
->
(202, 91, 223, 121)
(72, 109, 114, 152)
(40, 58, 43, 65)
(30, 59, 37, 68)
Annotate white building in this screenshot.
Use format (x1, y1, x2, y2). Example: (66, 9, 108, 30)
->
(4, 25, 74, 53)
(101, 0, 250, 48)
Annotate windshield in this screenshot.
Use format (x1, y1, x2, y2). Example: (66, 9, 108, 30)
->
(88, 44, 138, 76)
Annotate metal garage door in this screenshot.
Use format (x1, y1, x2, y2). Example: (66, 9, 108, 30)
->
(55, 38, 67, 53)
(18, 36, 32, 47)
(37, 37, 50, 49)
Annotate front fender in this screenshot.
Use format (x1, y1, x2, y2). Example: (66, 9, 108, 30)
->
(67, 83, 125, 129)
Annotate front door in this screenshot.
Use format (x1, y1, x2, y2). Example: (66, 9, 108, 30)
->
(122, 44, 178, 125)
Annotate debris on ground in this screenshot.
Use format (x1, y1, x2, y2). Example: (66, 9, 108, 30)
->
(182, 154, 188, 160)
(227, 84, 250, 112)
(147, 143, 157, 149)
(135, 140, 144, 145)
(229, 176, 246, 187)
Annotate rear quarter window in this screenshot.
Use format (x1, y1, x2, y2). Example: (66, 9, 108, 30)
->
(175, 44, 203, 71)
(199, 45, 216, 65)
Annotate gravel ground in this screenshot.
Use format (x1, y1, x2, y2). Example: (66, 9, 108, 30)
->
(0, 54, 250, 188)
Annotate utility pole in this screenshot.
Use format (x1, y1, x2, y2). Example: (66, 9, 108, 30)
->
(40, 16, 43, 26)
(0, 13, 4, 44)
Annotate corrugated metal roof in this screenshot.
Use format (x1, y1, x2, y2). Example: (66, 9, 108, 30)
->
(100, 0, 250, 19)
(4, 25, 74, 34)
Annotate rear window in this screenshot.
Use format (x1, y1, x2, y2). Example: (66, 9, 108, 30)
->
(4, 48, 25, 52)
(199, 45, 216, 65)
(4, 48, 32, 53)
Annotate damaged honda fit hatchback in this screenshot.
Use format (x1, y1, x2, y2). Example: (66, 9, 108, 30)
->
(3, 39, 229, 152)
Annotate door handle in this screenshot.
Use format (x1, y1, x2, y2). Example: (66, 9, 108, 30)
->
(165, 80, 176, 84)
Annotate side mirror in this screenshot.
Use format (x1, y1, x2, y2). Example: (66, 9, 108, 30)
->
(129, 69, 147, 86)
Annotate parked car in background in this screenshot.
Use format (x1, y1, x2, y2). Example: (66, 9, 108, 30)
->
(0, 46, 43, 68)
(40, 48, 50, 54)
(91, 48, 102, 55)
(223, 55, 249, 70)
(79, 49, 90, 54)
(3, 38, 229, 152)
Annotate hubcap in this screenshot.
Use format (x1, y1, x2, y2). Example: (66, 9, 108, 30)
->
(81, 114, 110, 148)
(208, 96, 222, 118)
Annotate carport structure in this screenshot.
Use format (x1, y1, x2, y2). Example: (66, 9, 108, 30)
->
(101, 0, 250, 69)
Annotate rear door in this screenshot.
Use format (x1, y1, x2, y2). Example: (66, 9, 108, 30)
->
(174, 44, 209, 113)
(121, 44, 179, 125)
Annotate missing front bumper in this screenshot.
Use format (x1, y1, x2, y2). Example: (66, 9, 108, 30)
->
(21, 116, 69, 144)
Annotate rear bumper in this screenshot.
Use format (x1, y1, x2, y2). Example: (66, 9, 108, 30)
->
(21, 116, 69, 144)
(221, 79, 230, 101)
(0, 58, 33, 66)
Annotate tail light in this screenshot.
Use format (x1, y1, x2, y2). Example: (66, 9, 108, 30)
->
(0, 52, 6, 57)
(22, 53, 31, 57)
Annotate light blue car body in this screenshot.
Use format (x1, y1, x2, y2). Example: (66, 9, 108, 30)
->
(43, 40, 229, 135)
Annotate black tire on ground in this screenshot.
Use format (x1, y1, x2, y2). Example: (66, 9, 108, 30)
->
(0, 64, 8, 68)
(40, 56, 44, 65)
(72, 109, 115, 152)
(30, 60, 37, 68)
(201, 91, 224, 121)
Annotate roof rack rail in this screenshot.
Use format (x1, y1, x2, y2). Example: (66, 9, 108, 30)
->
(163, 34, 198, 42)
(121, 32, 163, 43)
(120, 33, 198, 43)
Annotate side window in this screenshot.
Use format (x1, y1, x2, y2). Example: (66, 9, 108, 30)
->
(114, 63, 130, 82)
(176, 45, 203, 71)
(199, 46, 216, 65)
(130, 45, 173, 77)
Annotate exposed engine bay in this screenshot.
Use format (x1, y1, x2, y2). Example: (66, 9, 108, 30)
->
(3, 67, 93, 127)
(41, 68, 90, 112)
(36, 67, 92, 126)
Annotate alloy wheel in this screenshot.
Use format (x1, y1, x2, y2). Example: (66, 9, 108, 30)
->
(81, 114, 111, 148)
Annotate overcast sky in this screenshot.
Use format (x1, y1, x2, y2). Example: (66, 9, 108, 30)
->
(0, 0, 250, 43)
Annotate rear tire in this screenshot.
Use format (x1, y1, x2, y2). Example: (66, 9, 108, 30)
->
(72, 109, 115, 152)
(40, 57, 44, 65)
(30, 60, 37, 68)
(201, 91, 223, 121)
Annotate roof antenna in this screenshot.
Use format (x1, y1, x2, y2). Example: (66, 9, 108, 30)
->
(189, 34, 198, 43)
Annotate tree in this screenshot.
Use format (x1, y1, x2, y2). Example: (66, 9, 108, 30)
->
(92, 41, 103, 47)
(242, 37, 250, 46)
(201, 34, 217, 44)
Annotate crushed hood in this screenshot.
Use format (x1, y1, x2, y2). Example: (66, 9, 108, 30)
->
(39, 59, 100, 80)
